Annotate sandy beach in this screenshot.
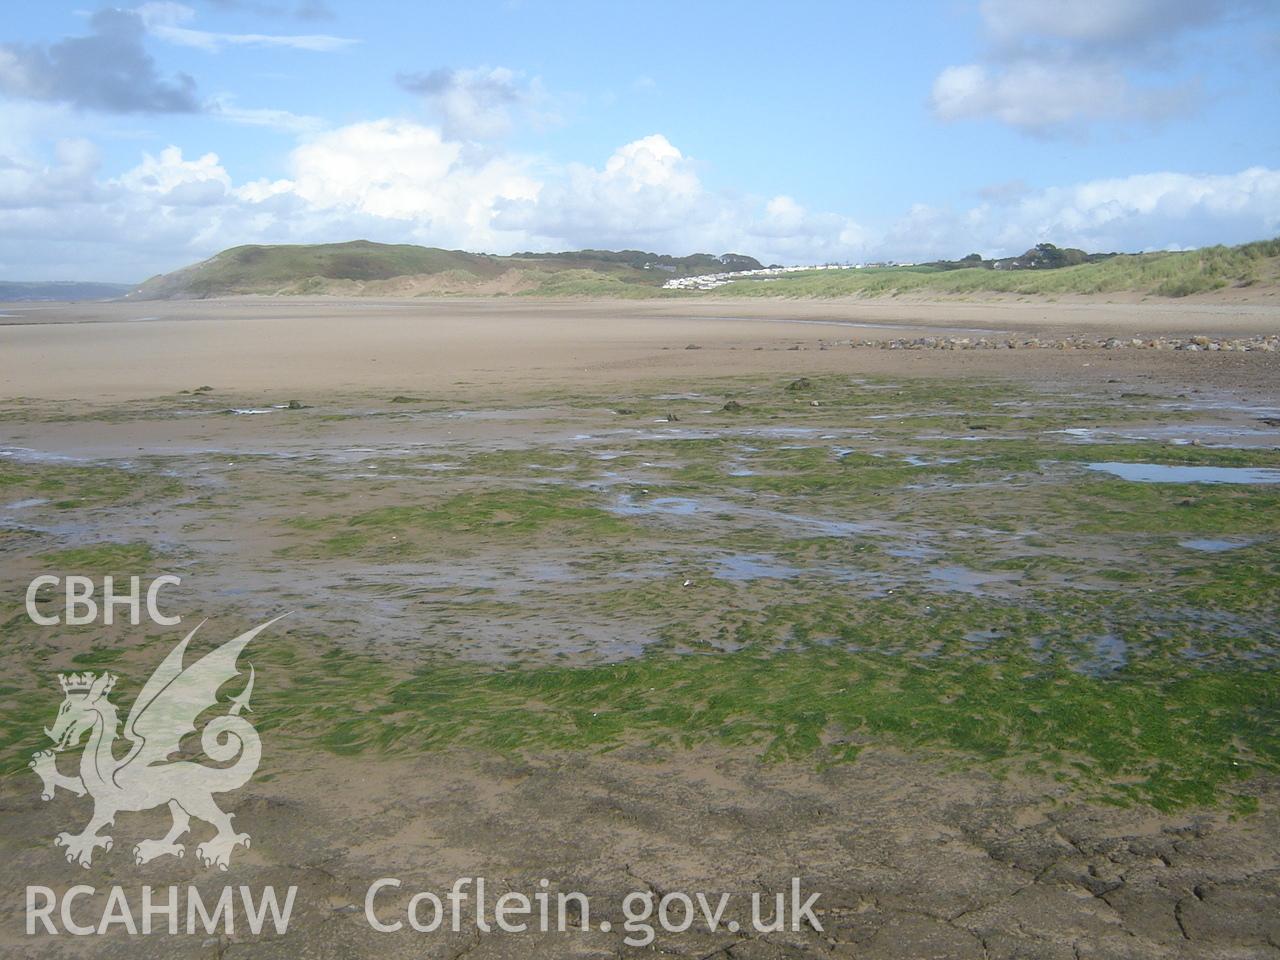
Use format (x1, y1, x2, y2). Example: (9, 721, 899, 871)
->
(1, 296, 1278, 401)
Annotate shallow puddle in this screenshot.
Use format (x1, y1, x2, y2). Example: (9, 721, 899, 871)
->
(2, 498, 49, 510)
(963, 629, 1003, 648)
(1078, 633, 1129, 677)
(1086, 462, 1280, 484)
(1180, 538, 1253, 552)
(610, 493, 701, 516)
(711, 554, 804, 581)
(1055, 424, 1280, 449)
(927, 565, 1020, 594)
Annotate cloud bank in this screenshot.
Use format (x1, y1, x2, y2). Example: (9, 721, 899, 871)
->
(2, 110, 1277, 281)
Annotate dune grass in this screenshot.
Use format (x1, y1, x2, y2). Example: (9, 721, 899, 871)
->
(522, 269, 679, 298)
(720, 238, 1280, 299)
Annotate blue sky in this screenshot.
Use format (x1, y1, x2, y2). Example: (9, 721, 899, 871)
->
(2, 0, 1279, 280)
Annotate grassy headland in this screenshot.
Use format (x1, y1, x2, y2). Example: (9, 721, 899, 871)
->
(120, 236, 1280, 301)
(128, 240, 762, 300)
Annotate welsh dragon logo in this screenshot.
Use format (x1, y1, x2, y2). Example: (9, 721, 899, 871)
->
(28, 617, 282, 871)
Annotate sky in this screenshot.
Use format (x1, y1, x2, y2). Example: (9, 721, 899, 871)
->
(2, 0, 1279, 281)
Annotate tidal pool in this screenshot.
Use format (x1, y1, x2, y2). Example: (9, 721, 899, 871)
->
(1086, 462, 1280, 484)
(610, 494, 701, 516)
(712, 554, 804, 581)
(1180, 538, 1253, 552)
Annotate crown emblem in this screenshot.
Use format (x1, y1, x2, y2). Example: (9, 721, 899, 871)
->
(58, 672, 115, 695)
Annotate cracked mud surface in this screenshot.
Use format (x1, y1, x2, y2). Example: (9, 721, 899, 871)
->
(2, 747, 1278, 958)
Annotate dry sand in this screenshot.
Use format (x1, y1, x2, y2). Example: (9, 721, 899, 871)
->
(1, 296, 1277, 402)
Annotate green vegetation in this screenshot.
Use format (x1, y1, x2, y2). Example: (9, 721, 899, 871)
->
(134, 240, 503, 298)
(4, 373, 1278, 813)
(39, 542, 158, 573)
(518, 269, 679, 299)
(284, 487, 630, 557)
(241, 604, 1278, 810)
(925, 241, 1109, 272)
(511, 248, 761, 274)
(132, 240, 759, 299)
(0, 461, 180, 509)
(722, 237, 1280, 299)
(130, 236, 1280, 300)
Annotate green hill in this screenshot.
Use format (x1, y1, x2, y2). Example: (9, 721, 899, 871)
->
(129, 240, 764, 299)
(127, 237, 1280, 301)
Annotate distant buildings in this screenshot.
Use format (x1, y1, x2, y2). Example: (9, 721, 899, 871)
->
(660, 261, 869, 291)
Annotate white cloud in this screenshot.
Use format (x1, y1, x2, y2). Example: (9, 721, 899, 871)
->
(931, 61, 1194, 135)
(1, 121, 1277, 281)
(879, 167, 1280, 262)
(209, 98, 325, 134)
(498, 134, 739, 252)
(931, 0, 1240, 135)
(999, 167, 1280, 251)
(395, 66, 551, 140)
(282, 119, 541, 249)
(137, 2, 356, 52)
(747, 195, 869, 261)
(979, 0, 1230, 53)
(116, 145, 231, 204)
(204, 0, 335, 20)
(0, 137, 100, 209)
